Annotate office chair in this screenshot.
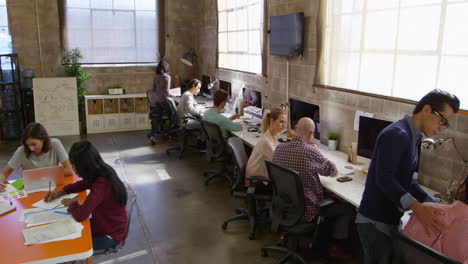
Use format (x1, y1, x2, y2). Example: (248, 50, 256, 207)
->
(391, 229, 462, 264)
(166, 116, 205, 159)
(200, 120, 233, 186)
(260, 161, 335, 264)
(148, 95, 179, 143)
(92, 182, 137, 256)
(222, 137, 272, 240)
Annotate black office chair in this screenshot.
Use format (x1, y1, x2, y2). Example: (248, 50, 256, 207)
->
(222, 137, 272, 240)
(92, 182, 137, 256)
(200, 120, 232, 186)
(148, 97, 179, 142)
(166, 116, 205, 159)
(260, 160, 335, 264)
(391, 229, 462, 264)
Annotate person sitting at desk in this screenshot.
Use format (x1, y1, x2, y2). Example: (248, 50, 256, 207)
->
(202, 89, 242, 138)
(356, 89, 460, 264)
(44, 140, 128, 250)
(273, 117, 353, 258)
(0, 122, 73, 191)
(403, 181, 468, 263)
(146, 59, 178, 144)
(177, 78, 203, 129)
(245, 107, 286, 193)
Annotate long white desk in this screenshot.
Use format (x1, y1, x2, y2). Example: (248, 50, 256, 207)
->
(230, 120, 441, 226)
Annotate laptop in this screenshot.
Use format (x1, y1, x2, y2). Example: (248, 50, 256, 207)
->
(22, 166, 65, 192)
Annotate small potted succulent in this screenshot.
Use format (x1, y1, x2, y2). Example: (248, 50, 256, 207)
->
(107, 84, 124, 95)
(327, 131, 340, 151)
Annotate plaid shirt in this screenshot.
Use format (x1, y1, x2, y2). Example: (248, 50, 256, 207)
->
(273, 137, 338, 222)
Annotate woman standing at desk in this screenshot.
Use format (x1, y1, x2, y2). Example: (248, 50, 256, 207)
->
(0, 122, 73, 191)
(245, 107, 287, 192)
(45, 140, 128, 250)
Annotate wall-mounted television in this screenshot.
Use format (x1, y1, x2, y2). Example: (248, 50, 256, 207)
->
(289, 98, 320, 140)
(270, 12, 304, 57)
(357, 116, 393, 159)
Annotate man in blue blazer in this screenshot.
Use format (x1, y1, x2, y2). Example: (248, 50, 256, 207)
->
(356, 89, 460, 264)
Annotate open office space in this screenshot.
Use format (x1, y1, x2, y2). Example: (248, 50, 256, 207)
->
(0, 0, 467, 264)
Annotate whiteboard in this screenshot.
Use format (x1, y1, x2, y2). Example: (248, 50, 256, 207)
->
(33, 77, 80, 136)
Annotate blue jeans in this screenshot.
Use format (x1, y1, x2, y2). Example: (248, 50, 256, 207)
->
(92, 235, 119, 250)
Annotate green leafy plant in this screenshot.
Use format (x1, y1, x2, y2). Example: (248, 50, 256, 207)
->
(107, 84, 122, 90)
(63, 48, 88, 106)
(328, 132, 340, 141)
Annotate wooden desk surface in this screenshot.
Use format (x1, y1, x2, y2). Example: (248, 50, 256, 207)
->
(0, 175, 93, 264)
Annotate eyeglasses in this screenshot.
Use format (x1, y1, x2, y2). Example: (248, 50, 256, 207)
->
(431, 108, 450, 128)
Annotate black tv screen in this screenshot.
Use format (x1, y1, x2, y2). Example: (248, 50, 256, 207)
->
(289, 98, 320, 140)
(357, 116, 393, 159)
(270, 12, 304, 57)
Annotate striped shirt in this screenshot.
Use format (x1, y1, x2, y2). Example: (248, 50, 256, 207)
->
(273, 137, 338, 222)
(149, 73, 171, 104)
(403, 201, 468, 263)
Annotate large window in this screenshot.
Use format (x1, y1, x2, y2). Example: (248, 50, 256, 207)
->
(0, 0, 12, 53)
(63, 0, 158, 64)
(319, 0, 468, 109)
(217, 0, 263, 74)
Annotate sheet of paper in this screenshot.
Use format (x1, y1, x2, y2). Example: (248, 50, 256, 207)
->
(38, 222, 83, 244)
(0, 184, 28, 201)
(170, 87, 181, 96)
(24, 208, 72, 227)
(22, 219, 77, 245)
(32, 193, 78, 209)
(354, 111, 375, 131)
(0, 202, 16, 215)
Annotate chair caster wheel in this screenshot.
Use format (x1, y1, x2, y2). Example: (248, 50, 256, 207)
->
(248, 233, 255, 240)
(221, 222, 228, 230)
(261, 249, 268, 257)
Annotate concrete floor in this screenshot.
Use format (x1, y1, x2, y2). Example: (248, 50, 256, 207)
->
(0, 130, 361, 264)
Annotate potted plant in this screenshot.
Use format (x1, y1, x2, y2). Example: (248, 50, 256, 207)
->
(63, 48, 89, 133)
(107, 84, 124, 95)
(328, 132, 340, 151)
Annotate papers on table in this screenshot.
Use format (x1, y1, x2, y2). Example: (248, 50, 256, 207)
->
(23, 207, 72, 227)
(170, 87, 181, 96)
(0, 202, 16, 215)
(0, 184, 27, 201)
(22, 219, 79, 245)
(32, 193, 78, 209)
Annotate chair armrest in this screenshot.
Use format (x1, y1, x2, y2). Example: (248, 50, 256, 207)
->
(318, 198, 335, 208)
(246, 176, 270, 183)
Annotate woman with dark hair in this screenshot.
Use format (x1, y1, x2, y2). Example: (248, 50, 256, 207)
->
(177, 78, 202, 128)
(0, 122, 73, 191)
(146, 59, 178, 144)
(44, 140, 128, 250)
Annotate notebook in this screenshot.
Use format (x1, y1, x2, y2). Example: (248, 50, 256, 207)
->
(22, 166, 65, 192)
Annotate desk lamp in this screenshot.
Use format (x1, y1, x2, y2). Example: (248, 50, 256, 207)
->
(180, 48, 197, 66)
(422, 137, 468, 202)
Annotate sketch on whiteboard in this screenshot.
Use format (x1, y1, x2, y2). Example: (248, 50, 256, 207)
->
(33, 78, 80, 136)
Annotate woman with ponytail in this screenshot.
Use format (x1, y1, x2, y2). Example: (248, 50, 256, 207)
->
(245, 107, 287, 192)
(44, 140, 128, 250)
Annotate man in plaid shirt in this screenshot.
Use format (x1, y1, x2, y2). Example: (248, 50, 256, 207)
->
(273, 117, 353, 258)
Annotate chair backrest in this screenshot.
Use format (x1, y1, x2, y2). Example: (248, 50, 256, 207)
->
(227, 137, 248, 191)
(265, 160, 306, 229)
(200, 120, 227, 161)
(391, 229, 462, 264)
(121, 182, 137, 246)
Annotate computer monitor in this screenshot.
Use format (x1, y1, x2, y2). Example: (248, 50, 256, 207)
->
(242, 87, 262, 108)
(357, 116, 392, 159)
(201, 74, 211, 97)
(289, 98, 320, 140)
(219, 80, 232, 100)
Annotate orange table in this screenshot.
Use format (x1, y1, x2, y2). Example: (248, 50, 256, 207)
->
(0, 174, 93, 264)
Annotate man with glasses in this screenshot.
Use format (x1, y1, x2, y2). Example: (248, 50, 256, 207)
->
(356, 89, 460, 264)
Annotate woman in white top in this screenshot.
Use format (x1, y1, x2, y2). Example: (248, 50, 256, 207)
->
(177, 79, 203, 128)
(245, 107, 287, 192)
(0, 123, 73, 191)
